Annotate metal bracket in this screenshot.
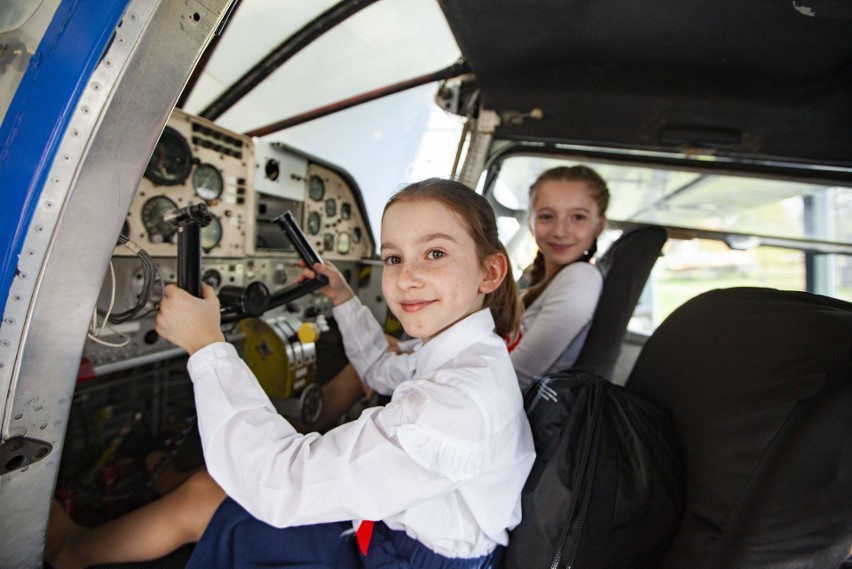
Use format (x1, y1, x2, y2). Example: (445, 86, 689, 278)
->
(0, 437, 52, 475)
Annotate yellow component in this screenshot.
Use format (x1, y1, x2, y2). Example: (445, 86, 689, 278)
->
(297, 322, 320, 344)
(239, 316, 317, 400)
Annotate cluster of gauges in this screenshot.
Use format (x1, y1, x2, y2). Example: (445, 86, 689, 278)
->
(307, 175, 361, 255)
(141, 126, 224, 250)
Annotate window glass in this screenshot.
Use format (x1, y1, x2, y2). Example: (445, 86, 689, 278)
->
(184, 0, 461, 134)
(490, 154, 852, 332)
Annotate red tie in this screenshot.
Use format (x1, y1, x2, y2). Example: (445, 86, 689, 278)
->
(356, 520, 374, 555)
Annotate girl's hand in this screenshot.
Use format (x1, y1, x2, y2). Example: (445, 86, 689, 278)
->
(156, 283, 225, 355)
(297, 261, 354, 306)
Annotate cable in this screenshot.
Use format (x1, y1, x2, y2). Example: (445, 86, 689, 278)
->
(98, 234, 164, 324)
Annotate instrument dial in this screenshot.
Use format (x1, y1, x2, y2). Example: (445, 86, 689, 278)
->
(307, 211, 321, 235)
(144, 127, 192, 186)
(201, 215, 223, 251)
(193, 163, 224, 201)
(337, 232, 351, 255)
(325, 198, 337, 217)
(309, 175, 325, 201)
(141, 196, 178, 243)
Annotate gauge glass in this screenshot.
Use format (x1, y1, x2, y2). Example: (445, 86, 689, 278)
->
(323, 233, 335, 252)
(309, 175, 325, 201)
(325, 198, 337, 217)
(352, 227, 362, 243)
(341, 202, 351, 219)
(202, 268, 222, 289)
(193, 163, 224, 201)
(201, 215, 223, 251)
(144, 126, 192, 186)
(337, 232, 351, 255)
(141, 196, 179, 243)
(307, 211, 321, 235)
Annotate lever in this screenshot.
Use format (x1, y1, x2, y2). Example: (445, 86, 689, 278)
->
(165, 203, 212, 298)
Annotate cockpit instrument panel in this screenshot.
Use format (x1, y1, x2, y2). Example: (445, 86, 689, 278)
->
(118, 109, 255, 258)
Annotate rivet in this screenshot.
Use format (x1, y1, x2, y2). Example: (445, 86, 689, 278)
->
(4, 317, 16, 325)
(104, 59, 113, 68)
(81, 106, 91, 115)
(118, 37, 126, 45)
(14, 413, 22, 420)
(0, 362, 5, 369)
(91, 82, 102, 92)
(40, 423, 48, 430)
(36, 225, 44, 232)
(71, 128, 80, 137)
(1, 340, 10, 347)
(45, 201, 54, 208)
(62, 154, 71, 162)
(18, 273, 28, 280)
(53, 177, 61, 184)
(130, 12, 138, 21)
(13, 295, 22, 302)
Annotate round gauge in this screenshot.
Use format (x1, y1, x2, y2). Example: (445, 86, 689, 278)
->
(325, 198, 337, 217)
(307, 211, 321, 235)
(144, 126, 192, 186)
(193, 163, 224, 201)
(337, 232, 351, 255)
(309, 175, 325, 201)
(352, 227, 362, 243)
(201, 215, 223, 251)
(202, 268, 222, 289)
(141, 196, 178, 243)
(341, 202, 351, 219)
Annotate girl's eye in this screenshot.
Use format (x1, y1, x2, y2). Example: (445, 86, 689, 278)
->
(536, 212, 553, 222)
(383, 255, 401, 265)
(426, 249, 446, 260)
(573, 214, 588, 222)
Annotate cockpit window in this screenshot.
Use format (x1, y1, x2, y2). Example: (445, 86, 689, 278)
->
(490, 155, 852, 328)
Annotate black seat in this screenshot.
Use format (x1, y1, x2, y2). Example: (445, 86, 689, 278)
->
(626, 287, 852, 568)
(574, 225, 667, 380)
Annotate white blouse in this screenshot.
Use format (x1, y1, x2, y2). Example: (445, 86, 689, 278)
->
(187, 298, 535, 558)
(511, 262, 602, 391)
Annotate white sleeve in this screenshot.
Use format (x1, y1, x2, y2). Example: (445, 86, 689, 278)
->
(511, 263, 602, 390)
(187, 342, 482, 528)
(332, 297, 417, 395)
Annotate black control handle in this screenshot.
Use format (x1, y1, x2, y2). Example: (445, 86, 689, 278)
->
(165, 203, 212, 298)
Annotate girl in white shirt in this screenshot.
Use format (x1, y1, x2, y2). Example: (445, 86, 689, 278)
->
(510, 165, 610, 391)
(46, 179, 535, 569)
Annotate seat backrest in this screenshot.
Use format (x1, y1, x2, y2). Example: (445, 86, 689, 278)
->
(573, 225, 666, 379)
(626, 287, 852, 569)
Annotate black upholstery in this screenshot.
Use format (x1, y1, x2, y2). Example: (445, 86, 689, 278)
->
(626, 287, 852, 568)
(574, 225, 667, 379)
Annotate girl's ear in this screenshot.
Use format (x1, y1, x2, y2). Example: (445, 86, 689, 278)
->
(480, 252, 508, 294)
(594, 214, 607, 238)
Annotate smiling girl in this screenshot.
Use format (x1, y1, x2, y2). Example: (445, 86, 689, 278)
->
(47, 178, 535, 569)
(510, 166, 610, 391)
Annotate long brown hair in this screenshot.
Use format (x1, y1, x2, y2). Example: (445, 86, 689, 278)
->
(385, 178, 522, 338)
(523, 165, 610, 309)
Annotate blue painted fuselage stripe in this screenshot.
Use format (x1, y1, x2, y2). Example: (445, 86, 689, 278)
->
(0, 0, 131, 319)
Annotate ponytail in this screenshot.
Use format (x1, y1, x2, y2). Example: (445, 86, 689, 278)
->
(485, 242, 523, 339)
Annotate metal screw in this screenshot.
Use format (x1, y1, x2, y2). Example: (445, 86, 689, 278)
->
(4, 318, 16, 325)
(14, 413, 22, 420)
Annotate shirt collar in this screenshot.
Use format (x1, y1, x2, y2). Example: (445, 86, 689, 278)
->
(413, 308, 498, 377)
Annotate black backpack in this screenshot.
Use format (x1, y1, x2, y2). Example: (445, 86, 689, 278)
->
(504, 370, 682, 569)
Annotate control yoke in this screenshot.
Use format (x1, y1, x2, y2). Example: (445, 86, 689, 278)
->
(164, 203, 211, 298)
(172, 207, 329, 323)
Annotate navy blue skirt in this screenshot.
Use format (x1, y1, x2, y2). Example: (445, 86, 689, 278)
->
(187, 498, 503, 569)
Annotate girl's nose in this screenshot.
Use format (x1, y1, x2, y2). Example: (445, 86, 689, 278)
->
(397, 261, 423, 288)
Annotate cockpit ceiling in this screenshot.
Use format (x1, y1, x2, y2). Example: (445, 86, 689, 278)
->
(440, 0, 852, 169)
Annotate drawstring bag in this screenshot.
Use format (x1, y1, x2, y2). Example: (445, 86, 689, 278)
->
(504, 370, 682, 569)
